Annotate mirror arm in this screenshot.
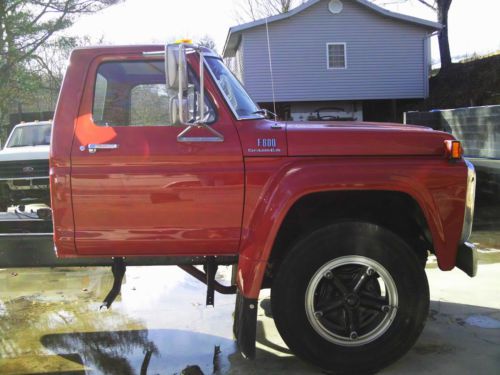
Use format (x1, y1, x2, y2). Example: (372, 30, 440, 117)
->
(178, 44, 185, 124)
(164, 43, 169, 90)
(177, 124, 224, 143)
(199, 50, 205, 124)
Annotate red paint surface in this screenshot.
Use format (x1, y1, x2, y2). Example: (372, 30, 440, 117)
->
(237, 156, 466, 297)
(69, 52, 243, 256)
(287, 122, 452, 156)
(51, 45, 468, 298)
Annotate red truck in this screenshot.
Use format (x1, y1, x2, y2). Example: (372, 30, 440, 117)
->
(25, 42, 476, 373)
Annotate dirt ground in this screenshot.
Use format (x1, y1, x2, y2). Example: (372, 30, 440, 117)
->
(0, 244, 499, 374)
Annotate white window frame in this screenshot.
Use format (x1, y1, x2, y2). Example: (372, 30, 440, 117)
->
(326, 43, 347, 70)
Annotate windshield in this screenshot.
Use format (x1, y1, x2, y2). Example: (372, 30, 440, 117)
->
(6, 123, 52, 148)
(205, 57, 263, 119)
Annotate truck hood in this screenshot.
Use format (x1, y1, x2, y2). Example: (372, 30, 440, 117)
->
(286, 122, 453, 157)
(0, 145, 50, 161)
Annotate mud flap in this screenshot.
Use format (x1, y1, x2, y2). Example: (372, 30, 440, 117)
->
(233, 290, 257, 359)
(456, 242, 477, 277)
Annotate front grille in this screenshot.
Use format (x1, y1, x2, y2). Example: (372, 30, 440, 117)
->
(0, 160, 49, 179)
(12, 180, 32, 187)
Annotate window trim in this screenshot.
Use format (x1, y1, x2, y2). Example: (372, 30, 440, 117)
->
(92, 72, 108, 124)
(326, 43, 347, 70)
(204, 56, 264, 121)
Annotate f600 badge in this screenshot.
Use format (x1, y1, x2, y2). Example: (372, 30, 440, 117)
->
(248, 138, 281, 153)
(257, 138, 277, 148)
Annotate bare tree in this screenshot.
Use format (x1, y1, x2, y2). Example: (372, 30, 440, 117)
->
(0, 0, 121, 138)
(236, 0, 308, 23)
(25, 35, 103, 113)
(374, 0, 454, 70)
(197, 35, 217, 52)
(422, 0, 453, 70)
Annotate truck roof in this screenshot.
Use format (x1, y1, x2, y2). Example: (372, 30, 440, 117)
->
(12, 121, 52, 128)
(73, 44, 162, 52)
(71, 44, 218, 57)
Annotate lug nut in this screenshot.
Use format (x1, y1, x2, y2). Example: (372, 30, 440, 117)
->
(314, 311, 323, 318)
(367, 268, 374, 276)
(324, 271, 333, 279)
(350, 331, 358, 340)
(382, 305, 390, 313)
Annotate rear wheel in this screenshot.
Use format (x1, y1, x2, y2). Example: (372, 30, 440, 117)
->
(271, 222, 429, 374)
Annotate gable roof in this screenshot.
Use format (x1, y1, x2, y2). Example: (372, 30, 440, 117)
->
(223, 0, 441, 57)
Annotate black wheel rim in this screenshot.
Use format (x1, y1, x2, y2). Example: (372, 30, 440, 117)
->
(305, 255, 398, 346)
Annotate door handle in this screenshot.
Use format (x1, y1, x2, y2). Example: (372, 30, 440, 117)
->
(87, 143, 119, 153)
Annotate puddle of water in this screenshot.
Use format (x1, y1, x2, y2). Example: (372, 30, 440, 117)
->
(41, 329, 235, 375)
(426, 249, 500, 270)
(465, 315, 500, 329)
(0, 266, 238, 374)
(476, 250, 500, 265)
(471, 200, 500, 250)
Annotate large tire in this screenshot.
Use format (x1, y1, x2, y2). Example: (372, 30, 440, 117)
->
(271, 222, 429, 374)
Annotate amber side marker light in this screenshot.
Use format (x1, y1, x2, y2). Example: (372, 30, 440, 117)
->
(175, 38, 193, 44)
(444, 140, 463, 160)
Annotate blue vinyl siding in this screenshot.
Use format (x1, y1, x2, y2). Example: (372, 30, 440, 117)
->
(238, 0, 432, 102)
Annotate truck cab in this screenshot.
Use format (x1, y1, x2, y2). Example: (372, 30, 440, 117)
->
(44, 43, 478, 373)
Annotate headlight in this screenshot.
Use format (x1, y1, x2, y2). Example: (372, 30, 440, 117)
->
(461, 159, 476, 242)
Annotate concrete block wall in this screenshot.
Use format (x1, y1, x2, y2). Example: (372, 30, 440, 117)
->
(404, 105, 500, 159)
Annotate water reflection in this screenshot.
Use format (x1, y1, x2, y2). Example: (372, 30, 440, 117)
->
(43, 330, 155, 375)
(41, 329, 234, 375)
(0, 266, 241, 374)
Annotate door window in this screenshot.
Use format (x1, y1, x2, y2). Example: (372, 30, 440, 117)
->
(92, 60, 215, 126)
(130, 84, 169, 126)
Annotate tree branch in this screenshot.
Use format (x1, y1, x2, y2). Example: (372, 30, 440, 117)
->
(0, 0, 121, 128)
(28, 1, 56, 29)
(30, 54, 60, 83)
(415, 0, 437, 11)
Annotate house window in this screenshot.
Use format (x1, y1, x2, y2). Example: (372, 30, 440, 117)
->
(327, 43, 346, 69)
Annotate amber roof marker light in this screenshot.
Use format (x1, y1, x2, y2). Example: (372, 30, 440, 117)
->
(444, 140, 463, 160)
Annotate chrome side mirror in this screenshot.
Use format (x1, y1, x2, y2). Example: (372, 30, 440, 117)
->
(165, 44, 187, 92)
(168, 96, 188, 125)
(165, 42, 223, 142)
(166, 43, 188, 126)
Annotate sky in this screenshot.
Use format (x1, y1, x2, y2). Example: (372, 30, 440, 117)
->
(69, 0, 500, 63)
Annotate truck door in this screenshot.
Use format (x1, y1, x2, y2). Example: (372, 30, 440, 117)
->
(70, 56, 244, 256)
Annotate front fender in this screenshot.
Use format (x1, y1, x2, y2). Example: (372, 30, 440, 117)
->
(237, 156, 467, 298)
